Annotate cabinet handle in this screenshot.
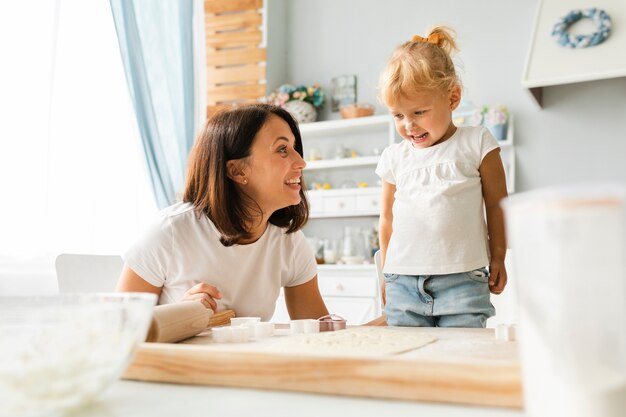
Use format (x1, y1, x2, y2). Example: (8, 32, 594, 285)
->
(335, 283, 344, 291)
(338, 202, 345, 208)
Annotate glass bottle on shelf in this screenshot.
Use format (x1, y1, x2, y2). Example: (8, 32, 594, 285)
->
(323, 238, 339, 264)
(341, 227, 366, 264)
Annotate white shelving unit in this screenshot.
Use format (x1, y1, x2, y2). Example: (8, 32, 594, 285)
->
(305, 155, 380, 170)
(287, 115, 394, 325)
(276, 114, 516, 325)
(300, 115, 395, 221)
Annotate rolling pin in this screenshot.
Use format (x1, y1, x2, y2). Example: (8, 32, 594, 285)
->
(145, 302, 235, 343)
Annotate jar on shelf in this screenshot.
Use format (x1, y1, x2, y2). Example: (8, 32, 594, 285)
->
(341, 227, 366, 264)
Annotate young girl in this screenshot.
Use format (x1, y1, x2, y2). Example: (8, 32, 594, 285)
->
(376, 27, 508, 327)
(117, 104, 329, 321)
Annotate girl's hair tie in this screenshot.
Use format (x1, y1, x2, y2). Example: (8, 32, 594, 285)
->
(411, 33, 442, 46)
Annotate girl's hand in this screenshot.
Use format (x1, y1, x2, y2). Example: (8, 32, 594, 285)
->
(181, 282, 223, 311)
(381, 281, 386, 306)
(488, 260, 507, 295)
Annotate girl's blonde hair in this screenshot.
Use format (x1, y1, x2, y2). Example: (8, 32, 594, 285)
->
(379, 26, 460, 107)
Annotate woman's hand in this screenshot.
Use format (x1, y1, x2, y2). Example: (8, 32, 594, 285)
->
(181, 282, 223, 311)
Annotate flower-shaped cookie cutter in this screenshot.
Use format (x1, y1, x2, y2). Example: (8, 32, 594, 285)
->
(318, 314, 347, 332)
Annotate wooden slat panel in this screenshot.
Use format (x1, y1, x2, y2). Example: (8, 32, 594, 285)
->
(204, 0, 262, 15)
(206, 84, 266, 103)
(206, 47, 266, 67)
(207, 64, 265, 85)
(205, 0, 265, 115)
(205, 12, 262, 32)
(206, 30, 262, 49)
(206, 102, 258, 117)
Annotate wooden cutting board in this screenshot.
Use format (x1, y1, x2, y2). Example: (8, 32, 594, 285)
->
(123, 327, 522, 408)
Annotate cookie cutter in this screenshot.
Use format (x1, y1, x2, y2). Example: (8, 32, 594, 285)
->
(290, 319, 320, 335)
(318, 314, 347, 332)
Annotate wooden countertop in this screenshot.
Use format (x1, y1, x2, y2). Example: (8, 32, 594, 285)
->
(124, 327, 522, 408)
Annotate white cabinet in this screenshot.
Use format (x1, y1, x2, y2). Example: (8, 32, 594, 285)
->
(298, 116, 393, 324)
(271, 265, 381, 325)
(308, 187, 381, 218)
(300, 115, 395, 219)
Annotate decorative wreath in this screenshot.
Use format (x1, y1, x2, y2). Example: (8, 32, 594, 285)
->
(551, 8, 611, 48)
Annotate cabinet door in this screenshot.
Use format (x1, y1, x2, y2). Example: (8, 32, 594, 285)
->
(356, 193, 380, 213)
(270, 295, 380, 325)
(323, 195, 356, 214)
(317, 274, 377, 298)
(323, 297, 379, 325)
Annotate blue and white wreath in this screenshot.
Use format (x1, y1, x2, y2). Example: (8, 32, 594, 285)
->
(552, 8, 611, 48)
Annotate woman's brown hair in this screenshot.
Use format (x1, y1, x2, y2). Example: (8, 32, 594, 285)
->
(183, 104, 309, 246)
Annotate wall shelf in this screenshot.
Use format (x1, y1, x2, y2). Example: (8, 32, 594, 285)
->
(522, 0, 626, 107)
(305, 155, 380, 170)
(299, 114, 393, 136)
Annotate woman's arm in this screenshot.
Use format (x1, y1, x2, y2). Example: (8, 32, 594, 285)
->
(116, 264, 162, 296)
(479, 148, 508, 295)
(284, 275, 329, 320)
(116, 265, 222, 310)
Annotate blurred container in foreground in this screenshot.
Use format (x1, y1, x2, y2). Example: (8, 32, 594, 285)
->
(502, 184, 626, 417)
(0, 293, 156, 417)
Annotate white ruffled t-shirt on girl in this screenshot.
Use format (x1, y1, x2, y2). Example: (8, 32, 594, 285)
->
(375, 126, 500, 276)
(124, 202, 317, 320)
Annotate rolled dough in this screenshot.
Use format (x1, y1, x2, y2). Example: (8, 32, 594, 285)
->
(271, 327, 437, 357)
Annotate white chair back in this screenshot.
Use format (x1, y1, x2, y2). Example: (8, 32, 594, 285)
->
(55, 254, 123, 293)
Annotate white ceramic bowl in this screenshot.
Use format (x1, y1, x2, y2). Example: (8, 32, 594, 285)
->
(0, 293, 156, 417)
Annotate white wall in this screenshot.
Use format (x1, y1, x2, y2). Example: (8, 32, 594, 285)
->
(268, 0, 626, 192)
(265, 0, 288, 92)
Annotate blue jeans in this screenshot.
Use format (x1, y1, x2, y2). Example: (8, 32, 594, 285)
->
(384, 268, 495, 327)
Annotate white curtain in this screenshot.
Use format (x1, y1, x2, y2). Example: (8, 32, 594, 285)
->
(0, 0, 158, 284)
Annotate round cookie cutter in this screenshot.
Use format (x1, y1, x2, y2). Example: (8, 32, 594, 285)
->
(318, 314, 347, 332)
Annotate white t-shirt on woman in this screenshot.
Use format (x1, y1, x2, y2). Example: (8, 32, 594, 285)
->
(124, 202, 317, 320)
(375, 126, 500, 275)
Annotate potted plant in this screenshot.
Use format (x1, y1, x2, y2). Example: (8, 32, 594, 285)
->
(262, 84, 325, 123)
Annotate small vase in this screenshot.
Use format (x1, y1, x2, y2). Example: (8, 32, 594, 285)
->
(488, 122, 508, 141)
(283, 100, 317, 124)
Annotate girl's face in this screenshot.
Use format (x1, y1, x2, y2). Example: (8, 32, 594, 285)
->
(242, 115, 306, 214)
(389, 86, 461, 149)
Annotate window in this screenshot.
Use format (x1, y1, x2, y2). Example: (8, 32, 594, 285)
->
(0, 0, 157, 278)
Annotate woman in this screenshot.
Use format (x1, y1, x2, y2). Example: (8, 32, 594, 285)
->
(117, 104, 329, 320)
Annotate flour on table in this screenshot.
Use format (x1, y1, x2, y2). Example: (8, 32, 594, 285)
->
(271, 327, 437, 356)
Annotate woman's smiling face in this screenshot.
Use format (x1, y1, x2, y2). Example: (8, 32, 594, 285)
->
(242, 115, 306, 214)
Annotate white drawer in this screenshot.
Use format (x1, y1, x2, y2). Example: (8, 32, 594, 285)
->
(308, 195, 323, 215)
(317, 274, 377, 298)
(323, 195, 356, 214)
(356, 194, 380, 212)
